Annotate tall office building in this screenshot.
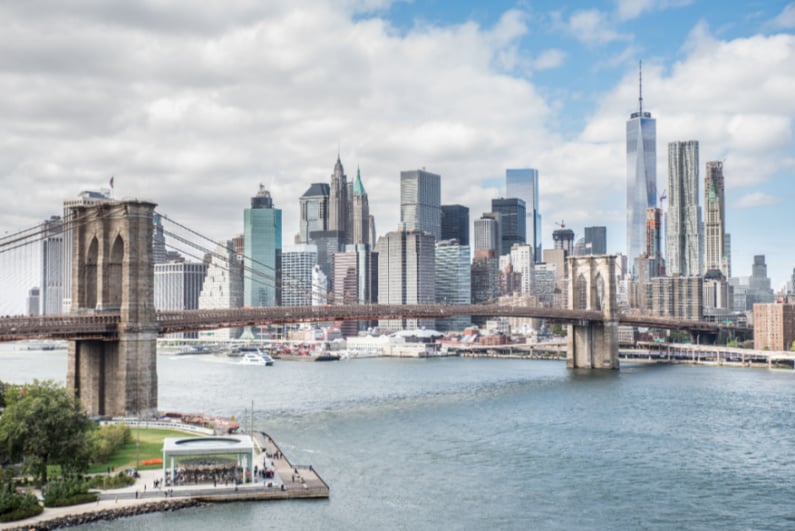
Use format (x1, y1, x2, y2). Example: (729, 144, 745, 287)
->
(375, 227, 435, 331)
(244, 185, 282, 307)
(333, 243, 377, 336)
(491, 198, 526, 256)
(441, 204, 469, 246)
(328, 156, 349, 243)
(155, 261, 208, 338)
(724, 233, 732, 279)
(27, 287, 40, 316)
(298, 183, 329, 244)
(510, 244, 534, 296)
(400, 169, 441, 241)
(506, 168, 542, 262)
(198, 241, 243, 340)
(62, 189, 112, 312)
(553, 227, 575, 257)
(435, 240, 471, 331)
(666, 140, 701, 276)
(626, 64, 657, 277)
(155, 261, 208, 311)
(281, 245, 318, 307)
(748, 255, 774, 307)
(351, 168, 370, 246)
(704, 161, 727, 277)
(40, 216, 63, 315)
(474, 212, 501, 254)
(583, 226, 607, 255)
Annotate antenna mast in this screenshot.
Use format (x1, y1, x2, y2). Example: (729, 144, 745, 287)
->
(638, 60, 643, 115)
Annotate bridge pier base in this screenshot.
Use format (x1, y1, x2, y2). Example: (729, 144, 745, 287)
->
(566, 255, 619, 370)
(566, 320, 619, 369)
(66, 200, 158, 417)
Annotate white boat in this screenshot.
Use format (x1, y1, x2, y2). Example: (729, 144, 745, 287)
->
(238, 346, 274, 366)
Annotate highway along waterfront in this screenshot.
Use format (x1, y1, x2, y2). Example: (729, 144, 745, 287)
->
(2, 345, 795, 530)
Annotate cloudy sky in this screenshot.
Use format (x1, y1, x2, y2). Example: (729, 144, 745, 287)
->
(1, 0, 794, 308)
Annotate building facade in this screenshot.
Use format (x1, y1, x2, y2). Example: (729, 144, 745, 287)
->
(328, 156, 349, 243)
(400, 169, 441, 241)
(243, 185, 282, 307)
(650, 276, 703, 320)
(626, 69, 657, 278)
(474, 212, 500, 254)
(298, 183, 329, 244)
(491, 197, 526, 256)
(753, 303, 795, 351)
(351, 168, 370, 246)
(198, 241, 243, 340)
(281, 245, 318, 307)
(375, 228, 435, 331)
(704, 160, 727, 277)
(435, 240, 471, 331)
(666, 140, 701, 277)
(583, 226, 607, 255)
(441, 204, 469, 246)
(506, 168, 542, 262)
(41, 216, 63, 315)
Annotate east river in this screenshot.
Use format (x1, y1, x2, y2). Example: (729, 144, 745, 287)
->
(2, 345, 795, 530)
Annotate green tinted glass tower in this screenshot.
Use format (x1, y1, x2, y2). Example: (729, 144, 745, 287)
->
(244, 185, 282, 307)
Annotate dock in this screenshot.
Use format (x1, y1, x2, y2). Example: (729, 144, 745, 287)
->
(1, 431, 329, 531)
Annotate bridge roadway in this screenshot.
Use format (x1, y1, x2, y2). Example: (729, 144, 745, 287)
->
(0, 304, 741, 343)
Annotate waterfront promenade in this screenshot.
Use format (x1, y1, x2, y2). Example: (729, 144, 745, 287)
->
(0, 431, 328, 530)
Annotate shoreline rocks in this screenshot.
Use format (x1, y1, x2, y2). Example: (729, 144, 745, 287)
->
(3, 499, 203, 531)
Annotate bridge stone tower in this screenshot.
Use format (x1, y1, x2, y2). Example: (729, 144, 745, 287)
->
(567, 255, 619, 369)
(66, 200, 158, 417)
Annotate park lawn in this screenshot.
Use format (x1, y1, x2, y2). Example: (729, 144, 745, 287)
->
(88, 428, 199, 474)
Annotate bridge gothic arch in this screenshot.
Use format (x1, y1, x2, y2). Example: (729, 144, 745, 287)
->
(566, 255, 619, 370)
(83, 236, 99, 310)
(106, 234, 124, 309)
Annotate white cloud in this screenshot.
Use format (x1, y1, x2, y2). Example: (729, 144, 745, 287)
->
(1, 3, 794, 309)
(615, 0, 693, 21)
(733, 192, 782, 209)
(770, 2, 795, 29)
(533, 49, 567, 70)
(567, 9, 632, 45)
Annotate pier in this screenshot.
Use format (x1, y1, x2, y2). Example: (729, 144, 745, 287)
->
(0, 430, 328, 531)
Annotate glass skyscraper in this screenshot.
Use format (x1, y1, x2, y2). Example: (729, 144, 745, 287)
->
(491, 197, 526, 256)
(400, 169, 441, 241)
(244, 185, 282, 307)
(666, 140, 701, 277)
(626, 65, 657, 277)
(506, 168, 541, 263)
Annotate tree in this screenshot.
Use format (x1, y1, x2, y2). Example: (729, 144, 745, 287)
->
(0, 380, 93, 484)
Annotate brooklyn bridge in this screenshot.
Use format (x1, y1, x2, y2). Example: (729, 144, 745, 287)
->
(0, 199, 741, 417)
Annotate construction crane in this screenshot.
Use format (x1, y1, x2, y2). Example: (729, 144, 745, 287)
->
(554, 220, 566, 229)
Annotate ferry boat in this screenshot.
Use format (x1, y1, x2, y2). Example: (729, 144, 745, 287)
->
(238, 346, 275, 366)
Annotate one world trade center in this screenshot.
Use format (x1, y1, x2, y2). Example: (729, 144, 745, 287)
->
(626, 61, 656, 278)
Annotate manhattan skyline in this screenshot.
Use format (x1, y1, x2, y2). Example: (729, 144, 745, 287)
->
(0, 1, 793, 287)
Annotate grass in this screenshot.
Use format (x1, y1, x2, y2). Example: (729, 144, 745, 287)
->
(88, 428, 199, 474)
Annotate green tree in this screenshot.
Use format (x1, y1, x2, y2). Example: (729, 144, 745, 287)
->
(0, 380, 93, 484)
(668, 330, 691, 344)
(791, 340, 795, 352)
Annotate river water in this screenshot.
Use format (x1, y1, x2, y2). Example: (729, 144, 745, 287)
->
(2, 345, 795, 530)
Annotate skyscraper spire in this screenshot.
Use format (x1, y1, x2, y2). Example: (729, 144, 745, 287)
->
(638, 60, 643, 115)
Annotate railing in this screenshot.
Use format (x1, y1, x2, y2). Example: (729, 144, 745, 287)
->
(0, 304, 747, 342)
